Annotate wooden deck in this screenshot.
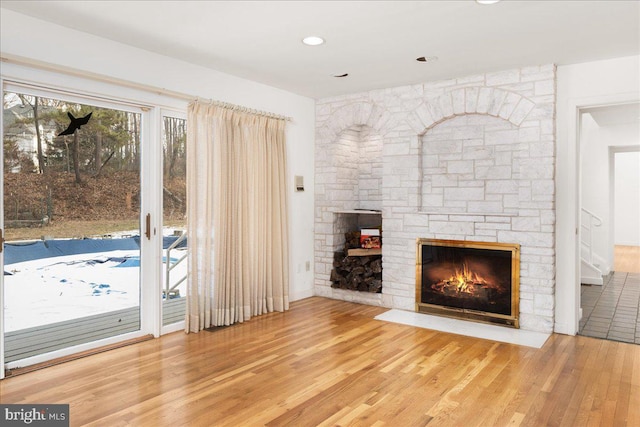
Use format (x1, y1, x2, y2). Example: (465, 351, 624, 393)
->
(1, 297, 638, 426)
(5, 297, 185, 363)
(5, 306, 140, 363)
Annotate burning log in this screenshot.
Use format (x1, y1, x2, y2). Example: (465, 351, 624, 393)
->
(429, 263, 504, 302)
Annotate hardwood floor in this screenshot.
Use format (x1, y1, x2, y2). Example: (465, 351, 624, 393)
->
(615, 245, 640, 273)
(1, 297, 639, 426)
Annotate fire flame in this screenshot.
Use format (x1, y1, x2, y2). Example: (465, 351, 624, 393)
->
(428, 262, 505, 302)
(447, 263, 487, 294)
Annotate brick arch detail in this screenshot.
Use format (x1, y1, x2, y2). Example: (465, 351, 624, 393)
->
(316, 102, 392, 143)
(406, 87, 537, 135)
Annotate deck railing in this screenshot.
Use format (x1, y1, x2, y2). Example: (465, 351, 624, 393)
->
(164, 230, 187, 299)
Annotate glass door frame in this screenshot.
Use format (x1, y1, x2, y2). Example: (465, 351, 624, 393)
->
(0, 64, 187, 376)
(1, 74, 5, 379)
(159, 108, 188, 335)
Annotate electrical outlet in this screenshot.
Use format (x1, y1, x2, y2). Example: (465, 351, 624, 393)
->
(305, 261, 311, 271)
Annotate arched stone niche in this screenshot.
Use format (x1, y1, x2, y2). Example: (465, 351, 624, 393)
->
(401, 87, 536, 214)
(314, 102, 390, 305)
(326, 124, 383, 249)
(315, 102, 388, 246)
(419, 114, 522, 215)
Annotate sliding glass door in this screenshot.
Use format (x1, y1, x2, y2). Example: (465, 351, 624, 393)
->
(161, 113, 187, 327)
(2, 85, 148, 364)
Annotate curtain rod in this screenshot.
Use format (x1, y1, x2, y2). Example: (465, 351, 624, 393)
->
(2, 54, 292, 122)
(192, 98, 292, 122)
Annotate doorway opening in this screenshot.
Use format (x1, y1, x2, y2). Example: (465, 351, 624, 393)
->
(578, 103, 640, 344)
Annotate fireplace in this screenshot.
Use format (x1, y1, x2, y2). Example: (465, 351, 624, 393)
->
(416, 239, 520, 328)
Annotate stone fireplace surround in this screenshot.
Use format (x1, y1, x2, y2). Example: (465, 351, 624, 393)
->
(315, 65, 556, 333)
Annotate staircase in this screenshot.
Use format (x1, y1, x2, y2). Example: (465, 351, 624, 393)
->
(581, 207, 604, 285)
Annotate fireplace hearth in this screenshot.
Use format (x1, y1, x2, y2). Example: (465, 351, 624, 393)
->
(416, 239, 520, 328)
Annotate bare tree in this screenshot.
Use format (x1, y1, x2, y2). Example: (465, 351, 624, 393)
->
(72, 132, 82, 184)
(129, 112, 140, 170)
(163, 116, 186, 179)
(18, 95, 46, 173)
(94, 120, 103, 175)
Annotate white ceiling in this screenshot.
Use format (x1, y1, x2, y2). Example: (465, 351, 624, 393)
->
(1, 1, 639, 99)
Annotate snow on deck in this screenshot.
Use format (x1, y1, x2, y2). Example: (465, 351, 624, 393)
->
(4, 241, 187, 332)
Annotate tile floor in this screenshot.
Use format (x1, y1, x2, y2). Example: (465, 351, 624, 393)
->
(580, 271, 640, 344)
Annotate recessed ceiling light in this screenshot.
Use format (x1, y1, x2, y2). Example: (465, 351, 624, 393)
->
(416, 56, 439, 63)
(331, 73, 349, 78)
(302, 36, 325, 46)
(476, 0, 501, 4)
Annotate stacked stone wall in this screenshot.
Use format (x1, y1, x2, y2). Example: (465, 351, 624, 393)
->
(315, 65, 556, 332)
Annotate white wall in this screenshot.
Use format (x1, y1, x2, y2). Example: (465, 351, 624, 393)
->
(615, 151, 640, 246)
(603, 123, 640, 248)
(556, 55, 640, 335)
(0, 9, 317, 301)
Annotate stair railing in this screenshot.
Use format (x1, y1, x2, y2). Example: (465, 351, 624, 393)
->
(580, 207, 603, 266)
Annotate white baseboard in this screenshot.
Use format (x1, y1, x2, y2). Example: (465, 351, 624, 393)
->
(290, 288, 314, 302)
(554, 320, 577, 336)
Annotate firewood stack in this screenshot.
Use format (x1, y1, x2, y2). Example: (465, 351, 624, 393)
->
(343, 231, 361, 252)
(330, 231, 383, 293)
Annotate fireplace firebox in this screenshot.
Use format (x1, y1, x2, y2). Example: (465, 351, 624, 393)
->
(416, 239, 520, 328)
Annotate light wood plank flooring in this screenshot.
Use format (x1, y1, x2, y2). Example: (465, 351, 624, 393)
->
(2, 297, 639, 426)
(615, 245, 640, 273)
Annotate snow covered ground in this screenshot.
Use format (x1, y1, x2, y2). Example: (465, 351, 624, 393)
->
(4, 247, 187, 332)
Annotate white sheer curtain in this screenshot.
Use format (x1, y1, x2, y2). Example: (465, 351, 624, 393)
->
(185, 101, 289, 332)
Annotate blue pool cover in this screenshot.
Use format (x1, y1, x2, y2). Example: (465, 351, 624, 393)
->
(4, 235, 186, 265)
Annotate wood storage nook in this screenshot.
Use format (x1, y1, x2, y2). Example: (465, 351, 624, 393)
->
(331, 230, 383, 293)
